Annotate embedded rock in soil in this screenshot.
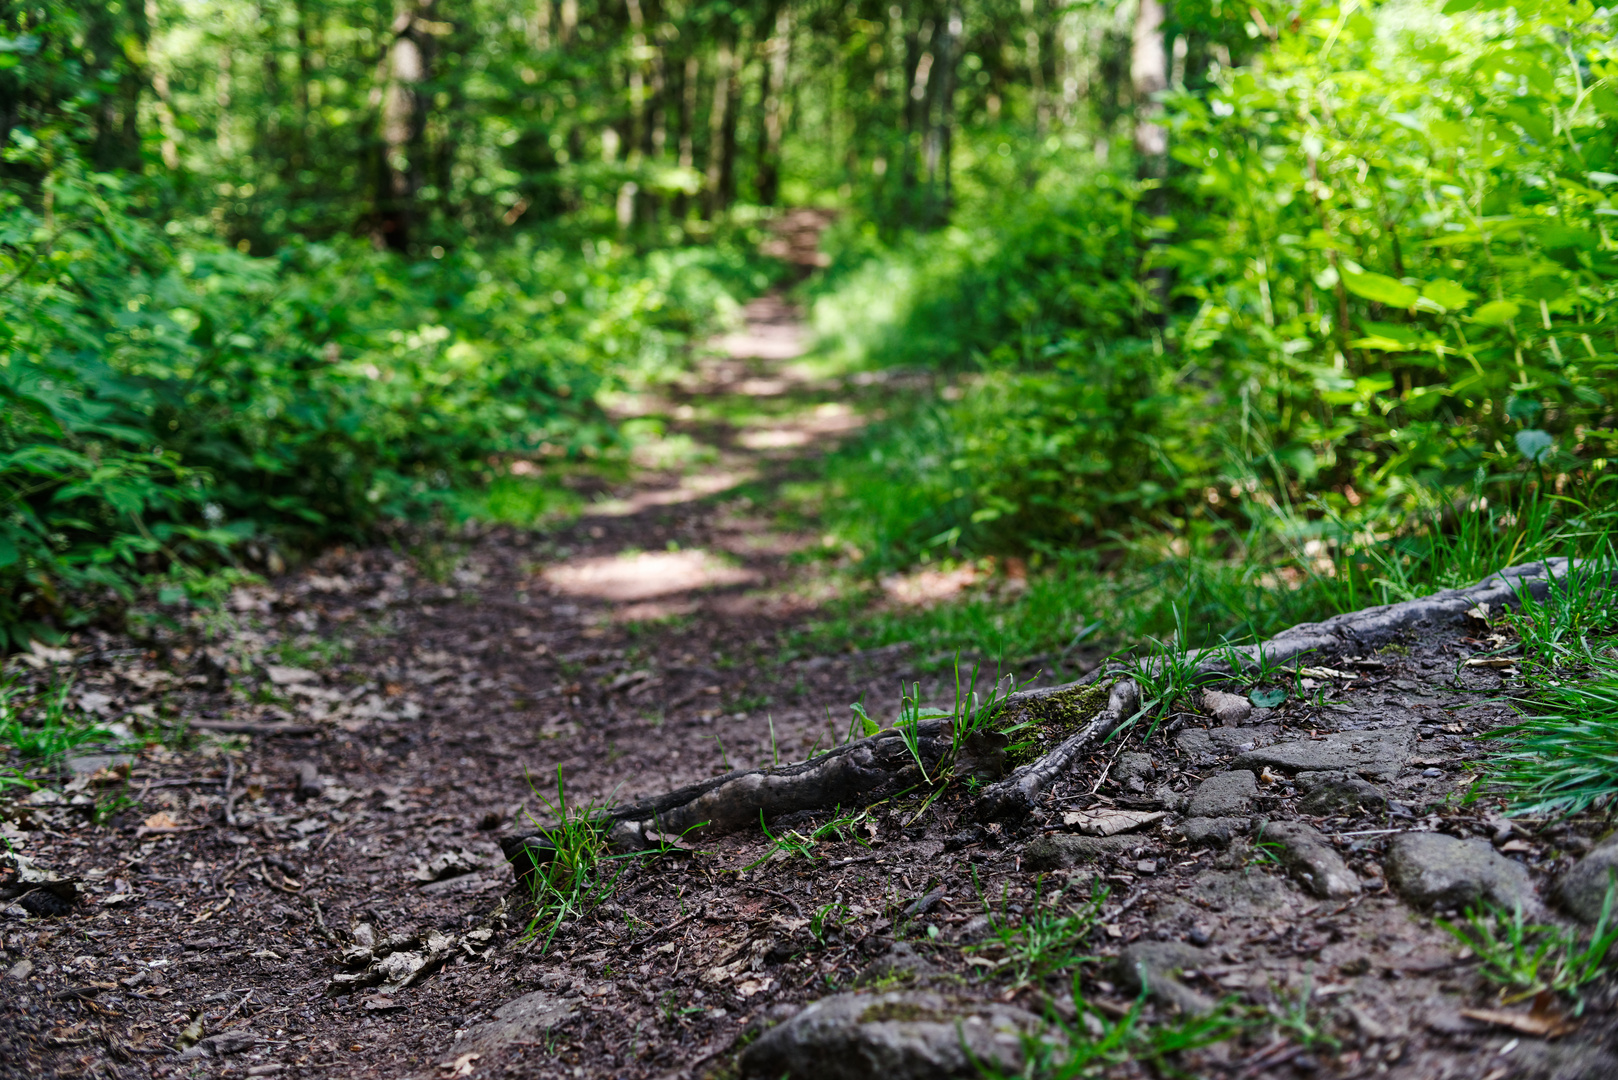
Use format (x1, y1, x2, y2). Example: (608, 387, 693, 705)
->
(1187, 869, 1291, 915)
(1296, 772, 1386, 815)
(1179, 817, 1247, 848)
(1199, 689, 1253, 726)
(857, 942, 939, 986)
(1116, 941, 1214, 1015)
(457, 991, 579, 1056)
(1115, 752, 1155, 784)
(1186, 770, 1258, 818)
(1259, 821, 1359, 898)
(737, 990, 1052, 1080)
(1557, 835, 1618, 923)
(1385, 832, 1539, 912)
(1023, 834, 1139, 870)
(1233, 726, 1415, 783)
(1175, 726, 1279, 768)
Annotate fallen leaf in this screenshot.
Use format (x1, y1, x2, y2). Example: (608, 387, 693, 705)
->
(1060, 809, 1166, 836)
(1464, 657, 1517, 669)
(141, 811, 185, 831)
(1461, 991, 1577, 1039)
(440, 1052, 481, 1076)
(1300, 666, 1354, 680)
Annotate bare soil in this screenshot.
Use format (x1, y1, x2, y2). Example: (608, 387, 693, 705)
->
(2, 299, 1615, 1080)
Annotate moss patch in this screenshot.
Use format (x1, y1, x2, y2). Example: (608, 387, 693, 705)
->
(857, 1000, 952, 1024)
(1001, 681, 1113, 767)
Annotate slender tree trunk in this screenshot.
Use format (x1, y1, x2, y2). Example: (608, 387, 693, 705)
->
(1130, 0, 1167, 171)
(753, 3, 786, 206)
(704, 40, 732, 216)
(625, 0, 646, 159)
(1131, 0, 1170, 323)
(932, 6, 959, 224)
(379, 3, 428, 251)
(528, 0, 551, 49)
(560, 0, 577, 44)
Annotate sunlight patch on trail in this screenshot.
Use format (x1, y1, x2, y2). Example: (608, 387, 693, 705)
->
(542, 549, 759, 602)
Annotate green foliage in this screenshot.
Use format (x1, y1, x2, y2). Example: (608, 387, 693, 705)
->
(0, 128, 751, 645)
(979, 977, 1245, 1079)
(1439, 890, 1618, 1011)
(806, 0, 1618, 615)
(519, 767, 633, 951)
(0, 675, 114, 762)
(1482, 655, 1618, 819)
(969, 875, 1107, 988)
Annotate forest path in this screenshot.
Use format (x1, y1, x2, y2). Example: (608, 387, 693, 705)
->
(1, 269, 965, 1079)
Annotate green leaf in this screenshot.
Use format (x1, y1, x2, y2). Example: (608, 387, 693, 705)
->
(1249, 688, 1287, 708)
(1514, 429, 1554, 464)
(1342, 269, 1418, 308)
(1473, 300, 1521, 326)
(0, 535, 17, 569)
(1421, 279, 1475, 311)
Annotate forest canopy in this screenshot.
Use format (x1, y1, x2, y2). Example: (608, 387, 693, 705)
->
(2, 0, 1617, 648)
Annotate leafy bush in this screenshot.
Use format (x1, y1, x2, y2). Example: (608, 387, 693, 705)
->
(807, 0, 1618, 586)
(0, 135, 749, 647)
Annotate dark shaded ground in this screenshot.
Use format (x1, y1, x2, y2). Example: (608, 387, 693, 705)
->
(3, 300, 1617, 1080)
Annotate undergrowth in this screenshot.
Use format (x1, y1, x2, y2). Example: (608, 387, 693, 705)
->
(1439, 889, 1618, 1012)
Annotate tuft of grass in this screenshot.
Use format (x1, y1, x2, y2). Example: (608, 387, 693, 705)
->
(1264, 968, 1340, 1052)
(980, 975, 1245, 1079)
(0, 677, 116, 763)
(1438, 889, 1618, 1012)
(968, 874, 1108, 988)
(518, 767, 634, 951)
(1482, 669, 1618, 819)
(1505, 549, 1618, 672)
(743, 810, 821, 871)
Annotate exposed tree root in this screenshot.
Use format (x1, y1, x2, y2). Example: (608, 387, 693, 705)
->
(499, 557, 1612, 875)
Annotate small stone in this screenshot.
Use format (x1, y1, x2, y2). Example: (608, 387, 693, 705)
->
(1234, 726, 1415, 782)
(1116, 941, 1213, 1015)
(1259, 821, 1359, 898)
(1114, 753, 1155, 784)
(857, 942, 937, 986)
(737, 990, 1055, 1079)
(1022, 835, 1137, 870)
(1385, 832, 1539, 912)
(1296, 772, 1386, 816)
(1557, 834, 1618, 923)
(1421, 768, 1443, 778)
(1179, 817, 1247, 849)
(1187, 771, 1258, 818)
(459, 991, 580, 1055)
(1188, 927, 1212, 947)
(1199, 689, 1253, 726)
(5, 959, 33, 982)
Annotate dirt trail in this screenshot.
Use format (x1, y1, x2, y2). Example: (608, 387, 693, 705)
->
(0, 291, 952, 1080)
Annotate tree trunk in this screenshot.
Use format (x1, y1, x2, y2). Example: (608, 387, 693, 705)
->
(704, 41, 733, 216)
(378, 3, 429, 251)
(1130, 0, 1167, 170)
(753, 4, 787, 207)
(925, 6, 959, 225)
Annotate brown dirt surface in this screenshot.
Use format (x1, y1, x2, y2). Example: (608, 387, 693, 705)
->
(3, 298, 1617, 1080)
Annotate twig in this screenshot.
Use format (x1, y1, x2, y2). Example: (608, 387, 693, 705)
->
(828, 854, 880, 868)
(630, 913, 696, 950)
(308, 898, 338, 944)
(741, 884, 803, 919)
(222, 760, 239, 828)
(218, 989, 255, 1025)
